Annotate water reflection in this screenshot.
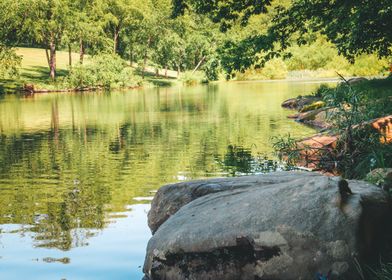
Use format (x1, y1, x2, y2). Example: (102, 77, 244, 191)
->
(0, 81, 330, 279)
(0, 204, 151, 280)
(215, 145, 282, 176)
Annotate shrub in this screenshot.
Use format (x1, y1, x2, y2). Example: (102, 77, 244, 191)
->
(261, 58, 288, 79)
(65, 53, 142, 89)
(203, 57, 220, 81)
(65, 64, 97, 89)
(117, 67, 143, 88)
(179, 71, 207, 86)
(234, 58, 288, 81)
(0, 45, 21, 79)
(349, 54, 389, 77)
(274, 78, 392, 179)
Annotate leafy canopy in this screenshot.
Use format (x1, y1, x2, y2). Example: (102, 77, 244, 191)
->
(173, 0, 392, 59)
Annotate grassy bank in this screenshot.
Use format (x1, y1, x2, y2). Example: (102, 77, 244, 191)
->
(0, 47, 178, 93)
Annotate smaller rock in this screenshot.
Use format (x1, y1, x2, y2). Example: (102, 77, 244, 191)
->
(346, 77, 368, 85)
(296, 108, 332, 129)
(281, 96, 320, 110)
(300, 101, 326, 113)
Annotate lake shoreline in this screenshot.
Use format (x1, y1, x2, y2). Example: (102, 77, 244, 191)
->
(278, 77, 392, 178)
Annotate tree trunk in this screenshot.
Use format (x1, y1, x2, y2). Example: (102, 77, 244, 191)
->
(45, 48, 50, 68)
(129, 45, 133, 66)
(68, 44, 72, 69)
(142, 37, 151, 79)
(192, 56, 206, 75)
(114, 29, 119, 54)
(79, 38, 85, 64)
(165, 66, 168, 78)
(49, 41, 56, 80)
(142, 49, 147, 79)
(177, 64, 181, 78)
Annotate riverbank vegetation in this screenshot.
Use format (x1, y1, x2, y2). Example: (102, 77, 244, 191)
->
(274, 77, 392, 179)
(0, 0, 390, 93)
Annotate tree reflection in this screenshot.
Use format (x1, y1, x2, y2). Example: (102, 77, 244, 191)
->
(216, 145, 281, 176)
(0, 84, 317, 250)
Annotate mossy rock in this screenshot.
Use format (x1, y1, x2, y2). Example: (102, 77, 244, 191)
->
(300, 101, 326, 113)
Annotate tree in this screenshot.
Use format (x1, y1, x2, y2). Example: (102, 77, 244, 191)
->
(66, 0, 107, 65)
(174, 0, 392, 63)
(26, 0, 71, 80)
(172, 0, 272, 31)
(272, 0, 392, 60)
(104, 0, 144, 54)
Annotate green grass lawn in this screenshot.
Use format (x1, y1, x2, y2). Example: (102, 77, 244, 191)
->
(16, 47, 81, 83)
(0, 47, 178, 93)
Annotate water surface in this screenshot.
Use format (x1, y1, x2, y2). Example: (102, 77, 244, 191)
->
(0, 81, 330, 279)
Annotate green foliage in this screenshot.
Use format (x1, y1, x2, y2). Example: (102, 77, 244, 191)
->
(371, 263, 392, 280)
(235, 58, 287, 80)
(1, 0, 390, 86)
(272, 134, 301, 167)
(273, 0, 392, 59)
(172, 0, 272, 31)
(175, 0, 392, 73)
(349, 55, 390, 77)
(0, 45, 21, 79)
(321, 79, 392, 178)
(276, 78, 392, 179)
(286, 37, 339, 71)
(66, 53, 142, 89)
(286, 36, 389, 77)
(261, 58, 288, 79)
(179, 71, 207, 86)
(203, 57, 220, 81)
(312, 84, 332, 98)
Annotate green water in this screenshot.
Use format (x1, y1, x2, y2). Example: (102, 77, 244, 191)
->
(0, 81, 330, 279)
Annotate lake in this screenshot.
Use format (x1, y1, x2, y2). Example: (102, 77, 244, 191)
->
(0, 81, 330, 279)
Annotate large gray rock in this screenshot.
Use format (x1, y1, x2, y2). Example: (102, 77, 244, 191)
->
(144, 172, 391, 280)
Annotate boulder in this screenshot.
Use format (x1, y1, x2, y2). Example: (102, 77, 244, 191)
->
(281, 96, 320, 110)
(300, 101, 326, 113)
(144, 171, 391, 280)
(296, 108, 332, 129)
(346, 77, 368, 86)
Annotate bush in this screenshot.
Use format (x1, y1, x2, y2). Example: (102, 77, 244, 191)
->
(117, 67, 143, 88)
(203, 57, 220, 81)
(261, 58, 288, 79)
(274, 78, 392, 179)
(234, 58, 288, 81)
(179, 71, 207, 86)
(65, 53, 142, 89)
(0, 45, 21, 79)
(65, 64, 97, 89)
(349, 54, 389, 77)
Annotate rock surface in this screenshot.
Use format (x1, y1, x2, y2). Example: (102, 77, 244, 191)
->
(347, 77, 368, 85)
(281, 96, 320, 110)
(144, 171, 391, 280)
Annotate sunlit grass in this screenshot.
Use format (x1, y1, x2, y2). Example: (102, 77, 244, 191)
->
(15, 47, 80, 83)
